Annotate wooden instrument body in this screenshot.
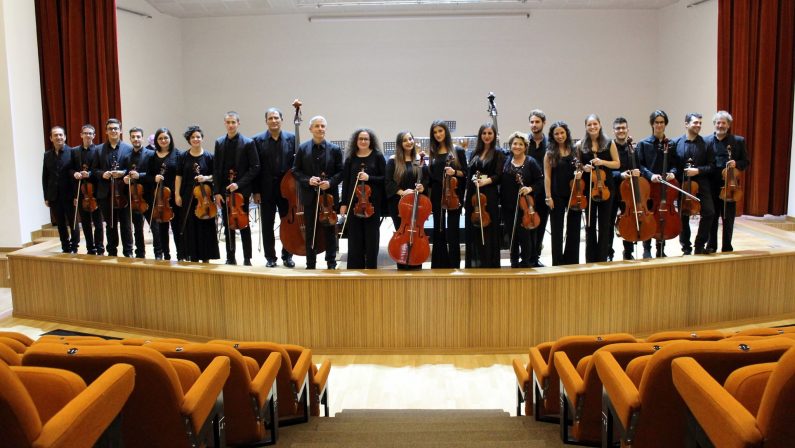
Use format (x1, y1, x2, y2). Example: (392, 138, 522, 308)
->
(387, 192, 432, 265)
(279, 170, 326, 256)
(616, 175, 656, 242)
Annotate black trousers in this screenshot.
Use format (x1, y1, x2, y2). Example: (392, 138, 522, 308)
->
(708, 179, 737, 252)
(585, 196, 614, 263)
(346, 213, 380, 269)
(221, 197, 252, 262)
(51, 199, 79, 253)
(78, 206, 104, 255)
(430, 208, 461, 269)
(533, 200, 550, 259)
(304, 202, 337, 266)
(503, 207, 537, 267)
(99, 199, 133, 257)
(261, 185, 292, 263)
(549, 197, 581, 266)
(680, 181, 715, 252)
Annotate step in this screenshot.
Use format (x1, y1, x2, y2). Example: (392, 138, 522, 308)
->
(314, 420, 526, 433)
(285, 429, 536, 444)
(289, 441, 546, 448)
(334, 409, 509, 419)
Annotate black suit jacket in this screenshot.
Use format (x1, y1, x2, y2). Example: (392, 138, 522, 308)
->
(42, 146, 74, 202)
(213, 133, 260, 198)
(120, 147, 155, 195)
(293, 139, 343, 205)
(637, 135, 680, 181)
(91, 141, 133, 199)
(252, 130, 296, 200)
(704, 133, 749, 176)
(673, 134, 713, 183)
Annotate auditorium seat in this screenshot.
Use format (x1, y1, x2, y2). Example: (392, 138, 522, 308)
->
(147, 341, 282, 446)
(34, 335, 107, 344)
(513, 333, 636, 420)
(0, 341, 22, 365)
(283, 343, 331, 417)
(644, 329, 725, 342)
(555, 342, 668, 444)
(673, 346, 795, 448)
(22, 343, 230, 448)
(0, 336, 28, 354)
(595, 339, 795, 448)
(121, 337, 191, 345)
(0, 331, 34, 347)
(0, 360, 134, 448)
(210, 340, 317, 424)
(734, 326, 795, 337)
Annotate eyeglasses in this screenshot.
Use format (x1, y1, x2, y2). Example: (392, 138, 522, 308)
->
(107, 127, 120, 131)
(358, 137, 371, 141)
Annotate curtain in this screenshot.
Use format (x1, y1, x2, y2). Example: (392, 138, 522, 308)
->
(718, 0, 795, 216)
(35, 0, 122, 147)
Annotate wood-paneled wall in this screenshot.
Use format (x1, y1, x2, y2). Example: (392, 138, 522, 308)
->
(10, 247, 795, 353)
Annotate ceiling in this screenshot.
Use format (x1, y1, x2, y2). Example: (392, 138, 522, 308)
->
(143, 0, 684, 19)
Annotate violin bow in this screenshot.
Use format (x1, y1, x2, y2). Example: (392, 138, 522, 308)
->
(128, 165, 134, 233)
(311, 183, 321, 250)
(73, 176, 82, 230)
(339, 166, 362, 238)
(475, 175, 485, 246)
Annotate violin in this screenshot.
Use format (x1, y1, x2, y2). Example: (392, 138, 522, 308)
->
(128, 163, 149, 214)
(680, 158, 701, 216)
(649, 138, 681, 241)
(151, 164, 174, 223)
(192, 163, 216, 220)
(589, 157, 610, 202)
(79, 164, 98, 213)
(568, 156, 587, 211)
(388, 152, 431, 265)
(110, 157, 127, 210)
(226, 169, 249, 230)
(516, 174, 539, 230)
(720, 145, 743, 203)
(316, 172, 337, 227)
(353, 163, 374, 218)
(616, 137, 656, 242)
(470, 171, 491, 228)
(441, 153, 460, 211)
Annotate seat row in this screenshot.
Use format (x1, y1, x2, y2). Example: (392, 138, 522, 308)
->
(0, 331, 331, 447)
(512, 327, 795, 447)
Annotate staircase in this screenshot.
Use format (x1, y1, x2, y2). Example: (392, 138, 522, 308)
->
(276, 409, 564, 447)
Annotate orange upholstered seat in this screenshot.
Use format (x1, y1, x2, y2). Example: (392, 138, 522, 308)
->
(0, 331, 35, 347)
(513, 333, 636, 420)
(672, 346, 795, 448)
(22, 343, 229, 448)
(147, 341, 281, 446)
(596, 338, 795, 448)
(121, 337, 191, 346)
(0, 336, 28, 355)
(644, 330, 725, 343)
(0, 360, 134, 448)
(283, 343, 331, 417)
(733, 327, 795, 337)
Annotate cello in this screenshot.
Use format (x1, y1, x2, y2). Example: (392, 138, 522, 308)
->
(388, 152, 431, 265)
(615, 137, 656, 243)
(649, 138, 682, 247)
(279, 99, 325, 256)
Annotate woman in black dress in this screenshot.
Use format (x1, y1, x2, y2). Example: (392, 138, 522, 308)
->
(428, 120, 467, 269)
(174, 125, 220, 263)
(146, 127, 184, 260)
(544, 121, 582, 266)
(340, 128, 386, 269)
(465, 123, 504, 268)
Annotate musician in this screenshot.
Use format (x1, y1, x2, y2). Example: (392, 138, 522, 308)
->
(465, 123, 504, 268)
(674, 113, 715, 255)
(637, 110, 680, 258)
(42, 126, 79, 253)
(501, 132, 543, 268)
(213, 111, 260, 266)
(385, 131, 429, 270)
(121, 127, 154, 258)
(527, 109, 549, 266)
(293, 116, 343, 270)
(175, 125, 219, 263)
(147, 128, 183, 260)
(91, 118, 133, 257)
(705, 110, 749, 253)
(340, 128, 386, 269)
(609, 117, 640, 260)
(428, 120, 466, 269)
(579, 114, 620, 263)
(70, 124, 104, 255)
(544, 121, 582, 266)
(252, 107, 296, 268)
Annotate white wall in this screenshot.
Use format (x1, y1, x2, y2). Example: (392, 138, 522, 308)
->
(789, 90, 795, 218)
(0, 0, 47, 247)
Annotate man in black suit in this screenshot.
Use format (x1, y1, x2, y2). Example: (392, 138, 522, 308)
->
(293, 116, 343, 270)
(253, 107, 296, 268)
(705, 110, 750, 252)
(674, 113, 715, 255)
(42, 126, 79, 253)
(213, 111, 260, 266)
(70, 124, 104, 255)
(121, 127, 154, 258)
(92, 118, 133, 257)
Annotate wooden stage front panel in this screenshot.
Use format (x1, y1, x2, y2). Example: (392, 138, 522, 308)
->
(10, 245, 795, 353)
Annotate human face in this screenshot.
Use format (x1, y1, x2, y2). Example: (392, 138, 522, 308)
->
(714, 117, 730, 138)
(130, 131, 143, 149)
(310, 118, 326, 142)
(652, 116, 667, 138)
(613, 122, 628, 142)
(433, 125, 446, 143)
(266, 111, 283, 133)
(529, 115, 544, 135)
(189, 131, 203, 149)
(225, 115, 240, 136)
(586, 118, 601, 139)
(106, 123, 121, 143)
(356, 131, 371, 151)
(80, 127, 95, 147)
(480, 127, 495, 146)
(401, 133, 415, 151)
(553, 126, 567, 145)
(685, 116, 702, 138)
(157, 132, 171, 151)
(511, 138, 526, 156)
(50, 128, 66, 149)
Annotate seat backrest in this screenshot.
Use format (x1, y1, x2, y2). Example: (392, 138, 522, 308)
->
(22, 343, 189, 447)
(734, 327, 794, 337)
(0, 336, 28, 354)
(757, 346, 795, 446)
(0, 360, 42, 447)
(0, 342, 21, 365)
(0, 331, 34, 346)
(645, 330, 725, 343)
(633, 339, 795, 447)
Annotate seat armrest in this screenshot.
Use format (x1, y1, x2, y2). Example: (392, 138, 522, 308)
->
(554, 352, 584, 408)
(33, 364, 135, 448)
(250, 352, 281, 410)
(313, 360, 331, 392)
(181, 356, 231, 434)
(512, 358, 530, 391)
(672, 357, 763, 448)
(290, 349, 312, 391)
(594, 351, 640, 430)
(537, 342, 553, 361)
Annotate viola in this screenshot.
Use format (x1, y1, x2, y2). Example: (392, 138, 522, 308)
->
(589, 159, 610, 202)
(441, 153, 460, 211)
(316, 173, 337, 227)
(470, 171, 491, 228)
(110, 158, 127, 210)
(516, 174, 540, 230)
(353, 164, 374, 218)
(79, 164, 98, 213)
(720, 145, 743, 203)
(649, 138, 681, 241)
(226, 169, 249, 230)
(128, 163, 149, 214)
(680, 158, 701, 216)
(388, 153, 431, 265)
(151, 164, 174, 223)
(192, 163, 216, 220)
(568, 157, 587, 211)
(615, 137, 656, 243)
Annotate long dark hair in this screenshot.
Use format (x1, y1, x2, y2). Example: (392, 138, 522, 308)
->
(471, 123, 497, 164)
(545, 121, 574, 168)
(154, 127, 174, 153)
(393, 131, 419, 183)
(429, 120, 461, 170)
(345, 128, 382, 161)
(580, 114, 610, 153)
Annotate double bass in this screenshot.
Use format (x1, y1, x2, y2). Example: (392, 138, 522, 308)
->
(649, 138, 682, 243)
(615, 137, 656, 243)
(388, 152, 431, 265)
(279, 99, 326, 256)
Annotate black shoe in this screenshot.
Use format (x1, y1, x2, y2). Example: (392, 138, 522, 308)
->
(623, 252, 635, 260)
(722, 246, 733, 252)
(306, 264, 316, 270)
(682, 248, 692, 255)
(282, 258, 295, 268)
(87, 250, 97, 256)
(656, 251, 667, 258)
(163, 254, 171, 260)
(706, 246, 717, 254)
(642, 250, 652, 259)
(531, 260, 544, 268)
(327, 262, 337, 270)
(155, 254, 163, 260)
(226, 259, 237, 265)
(243, 259, 252, 266)
(266, 260, 278, 268)
(510, 261, 519, 268)
(694, 247, 706, 255)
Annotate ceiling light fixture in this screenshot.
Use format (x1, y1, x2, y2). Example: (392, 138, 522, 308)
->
(307, 11, 530, 21)
(298, 0, 530, 7)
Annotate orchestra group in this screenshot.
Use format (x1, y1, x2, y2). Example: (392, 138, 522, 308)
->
(42, 103, 748, 270)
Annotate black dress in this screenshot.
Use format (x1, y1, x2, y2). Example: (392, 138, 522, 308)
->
(582, 144, 616, 262)
(148, 149, 184, 260)
(340, 152, 386, 269)
(178, 151, 220, 262)
(501, 157, 544, 267)
(465, 149, 504, 268)
(548, 151, 582, 266)
(429, 147, 467, 269)
(385, 157, 430, 269)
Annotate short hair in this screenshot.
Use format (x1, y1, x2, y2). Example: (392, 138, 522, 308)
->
(105, 118, 121, 128)
(50, 126, 65, 136)
(528, 109, 546, 123)
(713, 110, 733, 125)
(649, 110, 668, 126)
(265, 107, 283, 120)
(507, 131, 529, 148)
(225, 111, 240, 122)
(612, 117, 628, 128)
(309, 116, 326, 127)
(81, 124, 95, 133)
(685, 113, 702, 124)
(129, 127, 143, 136)
(184, 125, 203, 142)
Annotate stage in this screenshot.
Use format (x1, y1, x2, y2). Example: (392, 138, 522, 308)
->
(8, 216, 795, 353)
